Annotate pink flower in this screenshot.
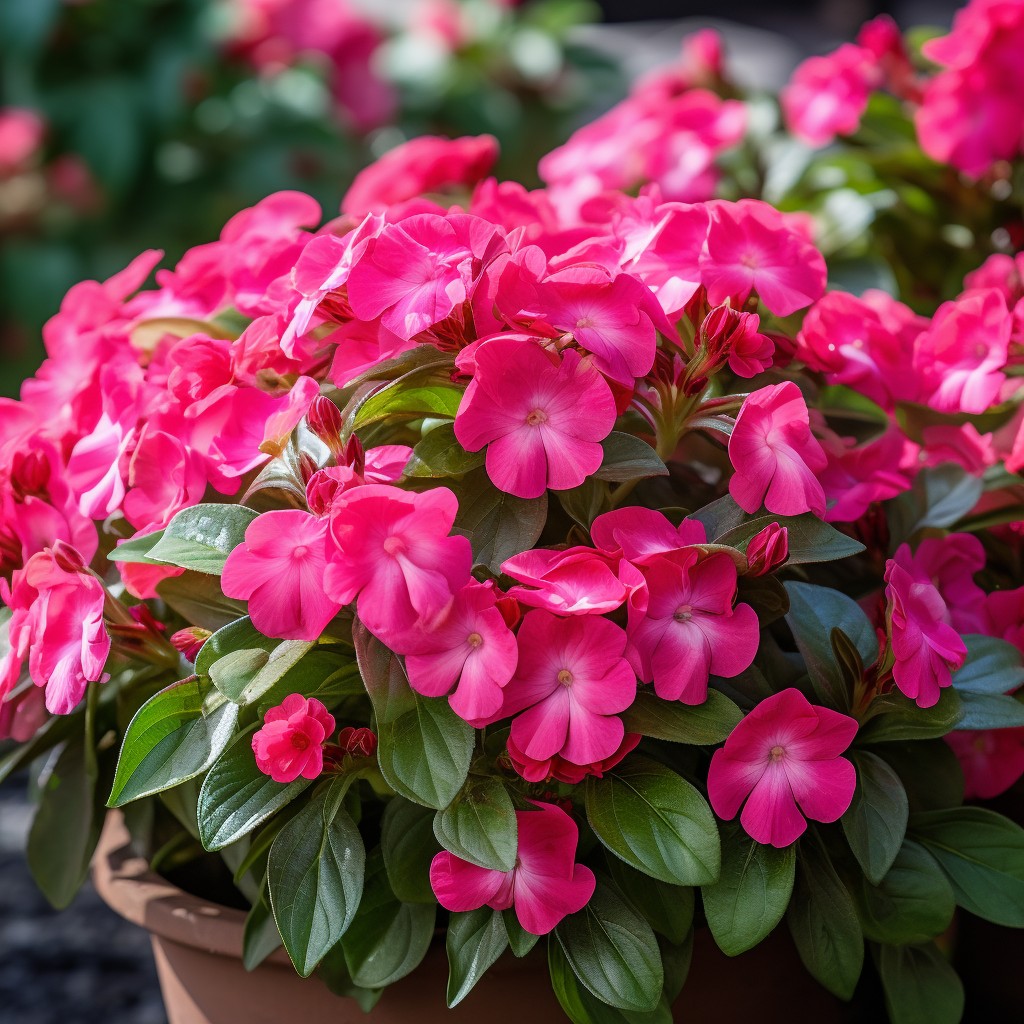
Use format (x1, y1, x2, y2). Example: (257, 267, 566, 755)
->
(700, 200, 827, 317)
(946, 728, 1024, 800)
(496, 610, 636, 767)
(912, 533, 988, 634)
(507, 732, 640, 785)
(591, 506, 707, 563)
(0, 107, 45, 174)
(429, 801, 596, 935)
(708, 688, 858, 848)
(454, 337, 617, 500)
(342, 135, 498, 215)
(324, 484, 472, 643)
(728, 382, 828, 517)
(0, 543, 109, 715)
(501, 546, 626, 615)
(884, 544, 968, 709)
(400, 581, 518, 725)
(745, 523, 789, 577)
(627, 550, 759, 704)
(222, 510, 342, 641)
(252, 693, 336, 784)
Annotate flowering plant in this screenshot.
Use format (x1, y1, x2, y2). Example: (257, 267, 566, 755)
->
(4, 3, 1024, 1022)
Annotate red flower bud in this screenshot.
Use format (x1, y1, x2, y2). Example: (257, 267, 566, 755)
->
(336, 726, 377, 758)
(307, 396, 345, 457)
(170, 626, 213, 663)
(745, 522, 789, 576)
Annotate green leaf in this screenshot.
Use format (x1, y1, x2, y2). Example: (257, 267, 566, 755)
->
(242, 897, 282, 971)
(353, 374, 463, 429)
(434, 775, 517, 871)
(27, 739, 103, 909)
(356, 623, 472, 809)
(911, 807, 1024, 927)
(548, 939, 672, 1024)
(854, 841, 955, 945)
(701, 826, 794, 957)
(874, 740, 964, 814)
(555, 877, 664, 1012)
(842, 750, 909, 885)
(952, 634, 1024, 695)
(502, 910, 540, 958)
(895, 400, 1018, 446)
(267, 780, 366, 977)
(888, 465, 983, 544)
(445, 907, 508, 1008)
(156, 571, 247, 631)
(620, 690, 742, 746)
(586, 757, 720, 887)
(405, 422, 485, 477)
(594, 433, 668, 483)
(341, 852, 435, 989)
(197, 729, 310, 851)
(107, 530, 165, 565)
(607, 858, 694, 945)
(955, 691, 1024, 730)
(450, 469, 548, 572)
(784, 581, 877, 709)
(874, 942, 964, 1024)
(859, 688, 963, 744)
(559, 478, 611, 529)
(108, 677, 239, 807)
(146, 503, 258, 574)
(786, 838, 863, 999)
(716, 512, 865, 565)
(380, 797, 439, 904)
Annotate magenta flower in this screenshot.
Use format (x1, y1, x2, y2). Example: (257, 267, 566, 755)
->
(946, 729, 1024, 801)
(324, 484, 472, 644)
(252, 694, 336, 784)
(708, 688, 858, 847)
(700, 199, 827, 317)
(429, 801, 596, 935)
(222, 510, 342, 642)
(884, 544, 968, 709)
(501, 546, 626, 615)
(627, 550, 759, 704)
(745, 522, 789, 577)
(497, 610, 636, 767)
(590, 506, 707, 563)
(0, 543, 110, 716)
(728, 382, 828, 518)
(454, 337, 616, 500)
(507, 732, 641, 785)
(400, 581, 518, 725)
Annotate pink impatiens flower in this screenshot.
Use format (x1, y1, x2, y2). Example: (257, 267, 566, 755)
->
(627, 550, 759, 704)
(945, 728, 1024, 801)
(708, 688, 858, 847)
(884, 544, 968, 709)
(496, 610, 636, 768)
(454, 337, 617, 500)
(222, 510, 342, 642)
(429, 801, 596, 935)
(501, 546, 626, 615)
(728, 382, 828, 518)
(252, 694, 336, 784)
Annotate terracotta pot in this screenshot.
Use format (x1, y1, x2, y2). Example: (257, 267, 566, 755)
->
(93, 812, 845, 1024)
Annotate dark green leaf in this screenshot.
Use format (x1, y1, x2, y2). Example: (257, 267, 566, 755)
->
(267, 780, 365, 977)
(874, 942, 964, 1024)
(620, 690, 742, 746)
(607, 858, 694, 945)
(896, 400, 1018, 446)
(445, 907, 508, 1008)
(405, 422, 485, 478)
(854, 841, 955, 945)
(952, 634, 1024, 695)
(381, 797, 440, 904)
(156, 571, 247, 631)
(502, 910, 540, 958)
(786, 838, 863, 999)
(594, 433, 668, 483)
(586, 757, 720, 886)
(353, 371, 463, 428)
(108, 677, 239, 807)
(558, 478, 611, 529)
(888, 465, 983, 544)
(911, 807, 1024, 927)
(842, 750, 909, 884)
(716, 512, 864, 565)
(701, 826, 794, 957)
(434, 775, 517, 871)
(555, 878, 663, 1012)
(874, 740, 964, 814)
(242, 897, 282, 971)
(859, 688, 963, 744)
(955, 691, 1024, 730)
(147, 503, 258, 574)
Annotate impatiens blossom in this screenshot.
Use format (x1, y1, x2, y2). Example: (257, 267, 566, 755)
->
(946, 728, 1024, 800)
(728, 382, 828, 517)
(324, 484, 472, 642)
(507, 731, 640, 785)
(496, 611, 636, 767)
(429, 801, 596, 935)
(884, 544, 968, 709)
(222, 510, 342, 642)
(501, 547, 626, 615)
(400, 581, 518, 724)
(0, 543, 109, 715)
(627, 549, 759, 704)
(709, 688, 858, 847)
(454, 337, 616, 499)
(252, 694, 336, 784)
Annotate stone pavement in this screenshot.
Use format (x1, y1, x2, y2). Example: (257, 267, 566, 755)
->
(0, 778, 166, 1024)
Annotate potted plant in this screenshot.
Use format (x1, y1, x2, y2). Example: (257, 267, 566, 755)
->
(3, 2, 1024, 1022)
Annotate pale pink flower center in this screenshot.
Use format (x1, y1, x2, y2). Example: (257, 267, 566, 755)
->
(557, 669, 574, 687)
(768, 744, 786, 762)
(525, 408, 549, 427)
(673, 604, 693, 622)
(383, 535, 406, 555)
(467, 632, 483, 648)
(293, 544, 309, 559)
(740, 252, 759, 268)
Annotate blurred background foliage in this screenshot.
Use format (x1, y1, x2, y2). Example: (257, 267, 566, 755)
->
(0, 0, 622, 394)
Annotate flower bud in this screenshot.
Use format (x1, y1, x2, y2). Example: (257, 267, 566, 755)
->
(745, 522, 789, 576)
(336, 726, 377, 758)
(307, 395, 345, 457)
(170, 626, 213, 663)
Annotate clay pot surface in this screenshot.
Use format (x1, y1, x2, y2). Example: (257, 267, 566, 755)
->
(93, 812, 845, 1024)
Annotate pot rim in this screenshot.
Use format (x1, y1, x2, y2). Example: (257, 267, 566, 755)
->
(92, 810, 292, 966)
